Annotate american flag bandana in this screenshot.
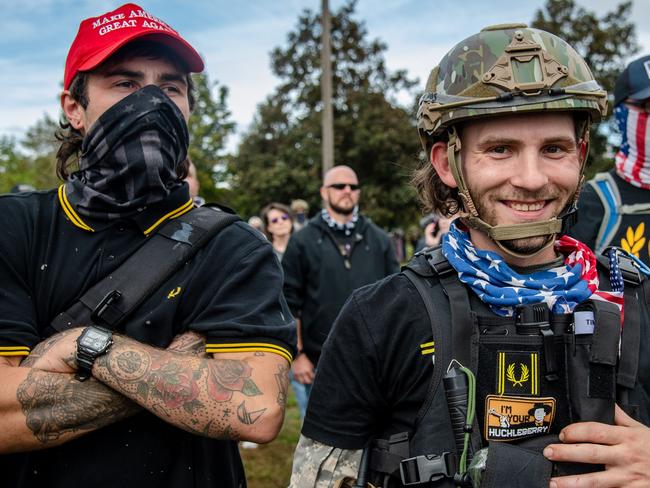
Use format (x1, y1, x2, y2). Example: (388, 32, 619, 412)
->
(614, 104, 650, 189)
(442, 222, 624, 317)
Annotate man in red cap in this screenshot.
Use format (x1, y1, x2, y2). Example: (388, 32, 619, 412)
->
(0, 4, 295, 487)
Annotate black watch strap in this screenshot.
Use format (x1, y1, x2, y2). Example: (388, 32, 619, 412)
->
(75, 351, 97, 381)
(75, 326, 113, 382)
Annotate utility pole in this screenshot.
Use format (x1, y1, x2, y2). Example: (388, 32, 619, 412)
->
(321, 0, 334, 179)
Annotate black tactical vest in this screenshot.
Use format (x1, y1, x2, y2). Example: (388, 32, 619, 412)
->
(365, 247, 644, 488)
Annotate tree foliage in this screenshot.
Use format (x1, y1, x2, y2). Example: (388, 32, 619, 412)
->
(0, 114, 60, 193)
(229, 0, 421, 228)
(187, 73, 236, 203)
(531, 0, 639, 177)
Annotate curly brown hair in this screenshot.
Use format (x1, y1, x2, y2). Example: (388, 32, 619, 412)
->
(56, 40, 196, 181)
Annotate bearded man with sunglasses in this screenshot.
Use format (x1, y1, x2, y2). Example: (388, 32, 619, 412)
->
(282, 165, 399, 406)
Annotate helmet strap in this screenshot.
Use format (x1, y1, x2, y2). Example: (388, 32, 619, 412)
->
(445, 123, 590, 259)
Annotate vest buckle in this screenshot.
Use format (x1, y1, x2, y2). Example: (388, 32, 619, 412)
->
(399, 451, 454, 485)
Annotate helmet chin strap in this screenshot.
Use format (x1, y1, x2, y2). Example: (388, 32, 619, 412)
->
(446, 126, 588, 259)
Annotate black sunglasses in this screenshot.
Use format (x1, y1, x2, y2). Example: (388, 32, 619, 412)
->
(270, 214, 290, 224)
(327, 183, 360, 191)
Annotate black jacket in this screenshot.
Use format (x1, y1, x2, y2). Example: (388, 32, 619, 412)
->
(282, 213, 399, 363)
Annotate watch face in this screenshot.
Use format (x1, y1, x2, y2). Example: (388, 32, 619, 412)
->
(80, 328, 110, 350)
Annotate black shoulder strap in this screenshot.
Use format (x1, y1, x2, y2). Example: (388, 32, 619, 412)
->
(598, 249, 642, 391)
(51, 206, 240, 332)
(423, 249, 474, 368)
(403, 251, 449, 429)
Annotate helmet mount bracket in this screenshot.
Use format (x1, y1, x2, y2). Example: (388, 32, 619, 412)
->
(482, 31, 569, 94)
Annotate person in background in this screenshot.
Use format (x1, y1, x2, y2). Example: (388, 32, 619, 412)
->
(414, 212, 454, 253)
(570, 54, 650, 266)
(262, 202, 294, 261)
(282, 165, 399, 415)
(291, 199, 310, 232)
(247, 215, 265, 234)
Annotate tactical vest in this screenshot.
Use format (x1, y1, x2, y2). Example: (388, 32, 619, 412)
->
(588, 172, 650, 262)
(363, 247, 645, 488)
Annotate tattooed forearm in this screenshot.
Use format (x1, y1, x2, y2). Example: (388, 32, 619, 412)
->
(275, 362, 289, 408)
(237, 401, 266, 425)
(16, 369, 140, 444)
(93, 336, 285, 441)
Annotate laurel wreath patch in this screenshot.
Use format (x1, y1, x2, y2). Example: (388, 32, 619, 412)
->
(506, 363, 530, 387)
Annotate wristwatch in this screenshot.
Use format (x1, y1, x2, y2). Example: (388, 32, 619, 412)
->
(75, 325, 113, 381)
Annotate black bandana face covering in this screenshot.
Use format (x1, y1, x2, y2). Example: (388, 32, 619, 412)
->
(66, 85, 190, 221)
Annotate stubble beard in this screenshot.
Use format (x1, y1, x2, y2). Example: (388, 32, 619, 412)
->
(471, 188, 565, 255)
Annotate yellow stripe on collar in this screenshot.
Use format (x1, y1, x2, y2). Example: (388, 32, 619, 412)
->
(58, 185, 94, 232)
(143, 198, 194, 235)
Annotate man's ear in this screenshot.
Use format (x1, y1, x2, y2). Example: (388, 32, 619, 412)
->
(60, 91, 85, 131)
(319, 185, 328, 203)
(430, 141, 458, 188)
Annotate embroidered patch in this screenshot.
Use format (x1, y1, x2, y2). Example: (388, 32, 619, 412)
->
(419, 341, 435, 355)
(485, 395, 555, 442)
(496, 351, 539, 395)
(167, 286, 181, 299)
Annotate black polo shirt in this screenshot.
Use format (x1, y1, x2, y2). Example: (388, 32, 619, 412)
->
(0, 185, 296, 488)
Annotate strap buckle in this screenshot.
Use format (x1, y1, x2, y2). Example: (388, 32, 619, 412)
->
(399, 451, 454, 485)
(90, 290, 122, 325)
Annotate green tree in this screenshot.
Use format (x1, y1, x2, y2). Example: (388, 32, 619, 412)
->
(531, 0, 639, 177)
(188, 73, 236, 203)
(0, 114, 60, 193)
(230, 0, 420, 228)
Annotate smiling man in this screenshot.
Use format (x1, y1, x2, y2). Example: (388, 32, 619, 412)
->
(0, 4, 295, 488)
(282, 165, 399, 417)
(290, 24, 650, 488)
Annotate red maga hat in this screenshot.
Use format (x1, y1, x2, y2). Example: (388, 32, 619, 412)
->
(64, 3, 204, 89)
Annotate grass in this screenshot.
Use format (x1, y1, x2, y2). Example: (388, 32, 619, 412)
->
(241, 389, 302, 487)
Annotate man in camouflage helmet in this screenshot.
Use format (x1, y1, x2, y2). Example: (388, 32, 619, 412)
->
(290, 24, 650, 488)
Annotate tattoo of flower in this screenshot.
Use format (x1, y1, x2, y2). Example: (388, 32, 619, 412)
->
(149, 361, 203, 412)
(206, 359, 261, 402)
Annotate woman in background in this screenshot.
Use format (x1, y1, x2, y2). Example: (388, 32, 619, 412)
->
(261, 202, 294, 260)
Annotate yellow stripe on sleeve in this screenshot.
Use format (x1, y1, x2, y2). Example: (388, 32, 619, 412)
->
(206, 342, 293, 363)
(420, 348, 435, 355)
(0, 346, 30, 357)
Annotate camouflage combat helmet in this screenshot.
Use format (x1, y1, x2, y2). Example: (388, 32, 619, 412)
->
(417, 23, 607, 145)
(417, 23, 608, 258)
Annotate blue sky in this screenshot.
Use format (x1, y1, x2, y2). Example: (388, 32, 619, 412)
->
(1, 0, 648, 151)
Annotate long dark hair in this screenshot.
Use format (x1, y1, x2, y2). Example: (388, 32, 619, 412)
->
(56, 40, 196, 180)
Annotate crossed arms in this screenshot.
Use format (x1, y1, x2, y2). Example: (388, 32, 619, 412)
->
(0, 329, 289, 454)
